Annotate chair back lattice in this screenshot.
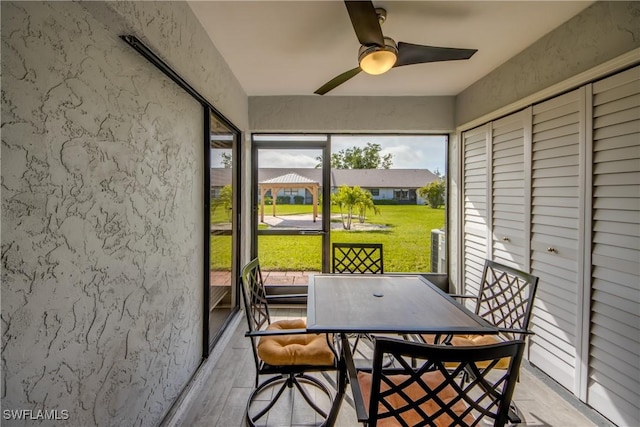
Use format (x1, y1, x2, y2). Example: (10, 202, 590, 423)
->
(476, 260, 539, 341)
(367, 337, 525, 427)
(240, 257, 271, 335)
(332, 243, 383, 274)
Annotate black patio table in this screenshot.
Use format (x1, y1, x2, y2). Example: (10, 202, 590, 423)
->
(306, 274, 499, 425)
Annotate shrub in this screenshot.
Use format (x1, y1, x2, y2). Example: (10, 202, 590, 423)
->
(418, 180, 445, 209)
(293, 195, 304, 205)
(276, 195, 291, 204)
(373, 199, 398, 205)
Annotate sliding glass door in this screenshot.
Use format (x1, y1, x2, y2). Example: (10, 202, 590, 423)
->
(251, 133, 448, 291)
(252, 135, 330, 287)
(207, 111, 240, 352)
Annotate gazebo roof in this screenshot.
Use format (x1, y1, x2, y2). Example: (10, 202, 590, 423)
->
(258, 172, 319, 223)
(260, 172, 318, 185)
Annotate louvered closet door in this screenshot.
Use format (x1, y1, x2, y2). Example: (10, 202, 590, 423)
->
(589, 66, 640, 427)
(462, 124, 490, 297)
(491, 110, 528, 270)
(529, 88, 584, 392)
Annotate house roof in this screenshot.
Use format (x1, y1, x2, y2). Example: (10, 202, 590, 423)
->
(332, 169, 438, 188)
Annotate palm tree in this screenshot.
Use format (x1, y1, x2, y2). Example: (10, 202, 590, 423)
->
(211, 185, 233, 222)
(331, 186, 379, 230)
(356, 190, 380, 223)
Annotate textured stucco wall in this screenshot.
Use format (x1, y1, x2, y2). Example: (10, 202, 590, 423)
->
(1, 2, 247, 426)
(250, 95, 455, 132)
(455, 1, 640, 126)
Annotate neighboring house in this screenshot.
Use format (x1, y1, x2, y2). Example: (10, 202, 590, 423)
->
(211, 167, 440, 205)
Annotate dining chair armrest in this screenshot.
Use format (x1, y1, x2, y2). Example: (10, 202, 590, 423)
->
(265, 294, 307, 300)
(498, 328, 535, 336)
(245, 328, 309, 337)
(342, 334, 369, 422)
(449, 294, 478, 301)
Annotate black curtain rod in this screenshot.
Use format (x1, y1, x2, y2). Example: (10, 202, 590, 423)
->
(120, 34, 240, 134)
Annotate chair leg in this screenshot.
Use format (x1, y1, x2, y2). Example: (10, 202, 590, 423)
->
(352, 334, 394, 368)
(508, 402, 523, 424)
(246, 373, 333, 427)
(246, 375, 289, 426)
(292, 374, 332, 418)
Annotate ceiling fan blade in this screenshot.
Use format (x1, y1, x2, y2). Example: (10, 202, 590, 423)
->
(314, 67, 362, 95)
(394, 42, 477, 67)
(344, 1, 384, 46)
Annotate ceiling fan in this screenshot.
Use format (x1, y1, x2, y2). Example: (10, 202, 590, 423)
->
(314, 1, 478, 95)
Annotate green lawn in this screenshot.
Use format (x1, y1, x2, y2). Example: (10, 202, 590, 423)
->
(211, 204, 445, 273)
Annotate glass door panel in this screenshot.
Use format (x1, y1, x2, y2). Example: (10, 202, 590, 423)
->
(329, 135, 447, 274)
(208, 115, 238, 349)
(254, 140, 328, 286)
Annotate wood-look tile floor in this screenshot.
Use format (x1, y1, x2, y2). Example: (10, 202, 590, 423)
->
(168, 308, 614, 427)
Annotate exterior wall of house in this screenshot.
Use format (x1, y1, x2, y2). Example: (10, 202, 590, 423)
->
(376, 188, 396, 202)
(1, 2, 247, 426)
(249, 95, 455, 132)
(266, 187, 427, 205)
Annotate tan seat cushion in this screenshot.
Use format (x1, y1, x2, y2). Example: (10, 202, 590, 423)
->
(421, 334, 510, 369)
(257, 319, 334, 366)
(357, 370, 475, 427)
(422, 333, 501, 347)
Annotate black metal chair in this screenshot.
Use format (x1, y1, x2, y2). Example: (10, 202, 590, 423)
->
(332, 243, 384, 274)
(241, 257, 339, 427)
(348, 336, 526, 427)
(423, 259, 539, 348)
(421, 259, 539, 423)
(332, 243, 385, 364)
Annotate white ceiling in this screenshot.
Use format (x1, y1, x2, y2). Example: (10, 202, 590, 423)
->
(188, 1, 593, 97)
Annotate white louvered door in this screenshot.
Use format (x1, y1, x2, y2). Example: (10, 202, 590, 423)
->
(459, 66, 639, 425)
(529, 87, 585, 392)
(588, 66, 640, 427)
(462, 125, 490, 297)
(491, 109, 530, 270)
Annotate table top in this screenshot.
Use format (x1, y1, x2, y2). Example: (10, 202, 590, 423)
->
(306, 274, 498, 336)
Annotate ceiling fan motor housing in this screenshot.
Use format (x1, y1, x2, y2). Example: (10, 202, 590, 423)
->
(358, 37, 398, 75)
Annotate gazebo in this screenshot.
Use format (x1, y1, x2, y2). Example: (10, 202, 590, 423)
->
(259, 173, 319, 223)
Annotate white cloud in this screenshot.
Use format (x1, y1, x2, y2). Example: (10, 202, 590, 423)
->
(332, 135, 446, 172)
(258, 149, 321, 168)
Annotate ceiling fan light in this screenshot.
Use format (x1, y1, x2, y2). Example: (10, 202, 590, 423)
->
(358, 37, 397, 75)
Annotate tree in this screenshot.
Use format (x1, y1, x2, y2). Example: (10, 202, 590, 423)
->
(316, 143, 393, 169)
(418, 179, 446, 209)
(356, 189, 380, 224)
(211, 185, 233, 221)
(331, 185, 379, 230)
(220, 153, 232, 168)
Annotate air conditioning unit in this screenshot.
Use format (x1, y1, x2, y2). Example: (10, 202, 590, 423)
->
(430, 229, 447, 273)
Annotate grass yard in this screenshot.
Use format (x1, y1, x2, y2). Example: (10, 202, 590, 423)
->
(211, 204, 445, 273)
(329, 205, 444, 272)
